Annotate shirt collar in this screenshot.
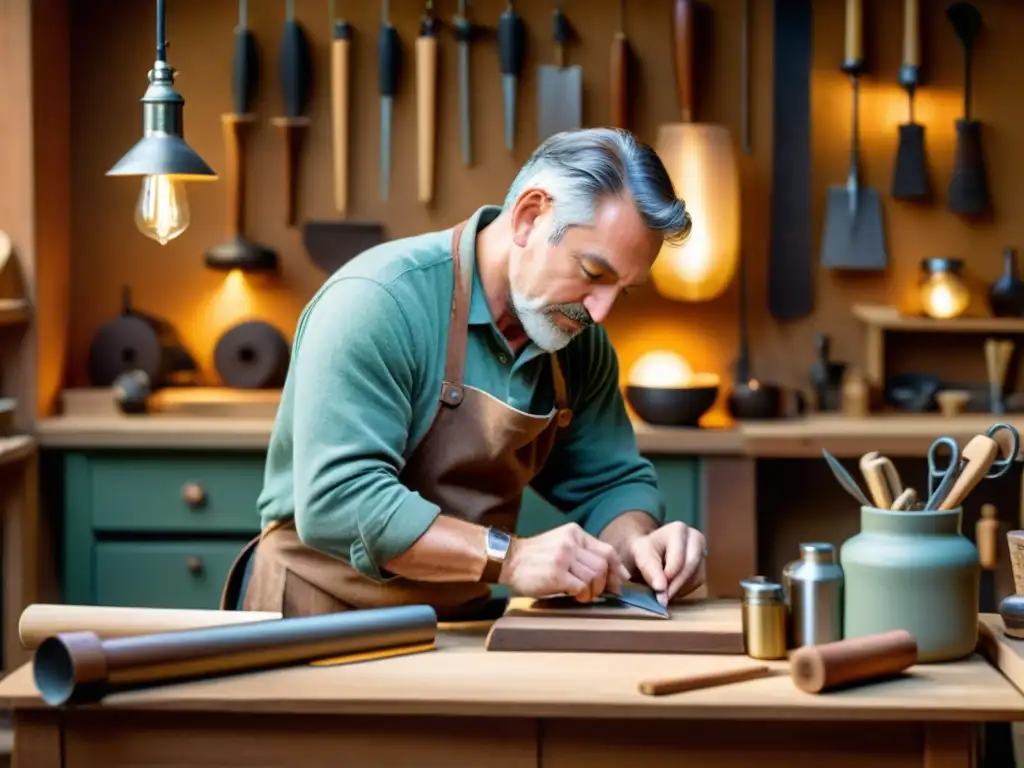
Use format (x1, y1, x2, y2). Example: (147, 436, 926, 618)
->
(460, 205, 503, 327)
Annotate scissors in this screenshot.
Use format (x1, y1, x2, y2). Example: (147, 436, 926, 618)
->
(982, 422, 1021, 479)
(925, 436, 961, 510)
(924, 424, 1021, 510)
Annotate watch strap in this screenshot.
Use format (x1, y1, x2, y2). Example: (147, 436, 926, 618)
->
(480, 527, 513, 584)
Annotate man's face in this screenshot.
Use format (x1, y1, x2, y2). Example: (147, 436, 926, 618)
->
(508, 193, 662, 351)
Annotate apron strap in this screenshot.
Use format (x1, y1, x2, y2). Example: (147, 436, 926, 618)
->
(550, 352, 574, 428)
(441, 220, 471, 407)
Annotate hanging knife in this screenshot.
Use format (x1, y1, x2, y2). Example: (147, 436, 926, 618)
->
(330, 0, 351, 216)
(453, 0, 473, 165)
(232, 0, 259, 119)
(270, 0, 313, 227)
(379, 0, 401, 202)
(416, 1, 438, 204)
(499, 1, 525, 153)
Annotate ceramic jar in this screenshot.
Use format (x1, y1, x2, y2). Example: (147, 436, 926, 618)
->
(840, 505, 980, 662)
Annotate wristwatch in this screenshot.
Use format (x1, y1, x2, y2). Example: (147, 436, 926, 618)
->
(480, 527, 514, 584)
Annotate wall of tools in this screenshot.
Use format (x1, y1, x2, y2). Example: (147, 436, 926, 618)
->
(59, 0, 1024, 411)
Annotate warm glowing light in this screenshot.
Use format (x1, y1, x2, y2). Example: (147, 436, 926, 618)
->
(919, 271, 969, 320)
(651, 123, 740, 302)
(135, 174, 190, 245)
(627, 349, 720, 389)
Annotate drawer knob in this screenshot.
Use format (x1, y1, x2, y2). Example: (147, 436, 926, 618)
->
(181, 482, 207, 509)
(186, 556, 204, 574)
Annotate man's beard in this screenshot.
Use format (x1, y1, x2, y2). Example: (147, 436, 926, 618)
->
(510, 290, 594, 352)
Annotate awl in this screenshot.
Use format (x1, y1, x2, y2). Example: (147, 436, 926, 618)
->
(329, 0, 351, 216)
(498, 1, 525, 152)
(378, 0, 401, 202)
(453, 0, 473, 165)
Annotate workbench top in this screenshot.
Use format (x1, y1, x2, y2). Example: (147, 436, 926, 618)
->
(33, 410, 1024, 458)
(3, 617, 1024, 721)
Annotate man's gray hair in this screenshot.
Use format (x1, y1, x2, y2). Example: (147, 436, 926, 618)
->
(502, 128, 691, 247)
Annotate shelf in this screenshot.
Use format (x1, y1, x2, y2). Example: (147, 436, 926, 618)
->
(853, 304, 1024, 334)
(0, 299, 30, 326)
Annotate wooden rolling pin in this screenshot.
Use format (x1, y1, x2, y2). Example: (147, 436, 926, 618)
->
(19, 604, 281, 650)
(790, 630, 918, 694)
(416, 1, 438, 204)
(609, 0, 629, 129)
(330, 7, 351, 216)
(639, 664, 771, 696)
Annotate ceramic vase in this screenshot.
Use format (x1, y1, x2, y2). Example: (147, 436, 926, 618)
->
(840, 506, 979, 662)
(988, 247, 1024, 317)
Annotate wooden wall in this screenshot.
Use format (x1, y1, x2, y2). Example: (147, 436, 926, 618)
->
(59, 0, 1024, 419)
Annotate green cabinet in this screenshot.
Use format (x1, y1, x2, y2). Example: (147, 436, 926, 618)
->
(60, 450, 701, 610)
(515, 457, 701, 537)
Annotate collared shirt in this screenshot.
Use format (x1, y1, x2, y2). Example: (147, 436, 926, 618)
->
(257, 205, 665, 581)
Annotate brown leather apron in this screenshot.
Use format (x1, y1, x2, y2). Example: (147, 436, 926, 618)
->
(222, 220, 574, 621)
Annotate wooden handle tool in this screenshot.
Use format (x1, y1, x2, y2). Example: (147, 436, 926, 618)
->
(937, 434, 1000, 510)
(416, 2, 438, 204)
(610, 0, 629, 129)
(672, 0, 694, 123)
(844, 0, 863, 69)
(272, 0, 313, 227)
(903, 0, 920, 69)
(890, 487, 918, 511)
(330, 9, 351, 216)
(859, 452, 902, 508)
(220, 114, 255, 238)
(638, 665, 771, 696)
(977, 503, 1000, 570)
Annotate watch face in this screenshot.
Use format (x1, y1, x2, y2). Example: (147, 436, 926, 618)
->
(486, 528, 511, 558)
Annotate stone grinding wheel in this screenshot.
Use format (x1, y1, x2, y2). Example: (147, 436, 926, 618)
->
(214, 321, 290, 389)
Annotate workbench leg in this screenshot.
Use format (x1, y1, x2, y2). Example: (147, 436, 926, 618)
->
(924, 723, 975, 768)
(12, 709, 62, 768)
(3, 448, 38, 672)
(702, 457, 756, 599)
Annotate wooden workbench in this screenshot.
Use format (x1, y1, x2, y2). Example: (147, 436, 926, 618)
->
(4, 618, 1024, 767)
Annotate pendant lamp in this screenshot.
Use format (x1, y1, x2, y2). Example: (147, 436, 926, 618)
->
(107, 0, 217, 246)
(651, 0, 740, 303)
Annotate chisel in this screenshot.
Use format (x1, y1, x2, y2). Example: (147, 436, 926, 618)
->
(270, 0, 313, 227)
(329, 0, 351, 216)
(379, 0, 401, 201)
(498, 1, 525, 152)
(416, 1, 438, 204)
(453, 0, 473, 165)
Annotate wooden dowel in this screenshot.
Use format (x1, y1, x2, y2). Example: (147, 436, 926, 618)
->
(638, 664, 771, 696)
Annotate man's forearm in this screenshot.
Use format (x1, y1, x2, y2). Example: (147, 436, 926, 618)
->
(381, 515, 491, 582)
(598, 511, 659, 575)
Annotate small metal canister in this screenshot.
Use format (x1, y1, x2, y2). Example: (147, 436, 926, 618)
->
(739, 576, 788, 660)
(786, 542, 844, 648)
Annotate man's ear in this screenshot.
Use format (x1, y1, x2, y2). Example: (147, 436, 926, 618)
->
(510, 189, 549, 248)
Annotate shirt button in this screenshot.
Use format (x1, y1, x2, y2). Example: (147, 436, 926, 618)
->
(498, 353, 509, 364)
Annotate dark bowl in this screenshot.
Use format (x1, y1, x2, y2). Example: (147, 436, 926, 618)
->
(727, 382, 782, 420)
(626, 383, 719, 428)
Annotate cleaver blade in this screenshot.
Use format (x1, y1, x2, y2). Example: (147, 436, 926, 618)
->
(537, 64, 582, 142)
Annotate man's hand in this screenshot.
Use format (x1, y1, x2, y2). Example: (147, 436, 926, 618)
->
(500, 522, 631, 603)
(628, 522, 706, 606)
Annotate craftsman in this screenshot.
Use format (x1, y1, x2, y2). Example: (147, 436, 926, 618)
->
(225, 128, 706, 620)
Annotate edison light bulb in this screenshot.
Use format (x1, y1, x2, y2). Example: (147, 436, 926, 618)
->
(135, 174, 190, 245)
(920, 273, 969, 319)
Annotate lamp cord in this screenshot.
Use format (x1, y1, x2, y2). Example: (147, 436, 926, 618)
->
(156, 0, 167, 62)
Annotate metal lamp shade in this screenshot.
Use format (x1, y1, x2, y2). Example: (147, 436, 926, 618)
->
(651, 123, 740, 302)
(107, 134, 216, 181)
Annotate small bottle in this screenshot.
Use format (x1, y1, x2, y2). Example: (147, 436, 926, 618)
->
(739, 576, 788, 660)
(788, 542, 844, 648)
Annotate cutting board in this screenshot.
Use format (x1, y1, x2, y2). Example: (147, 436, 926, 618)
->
(485, 597, 744, 654)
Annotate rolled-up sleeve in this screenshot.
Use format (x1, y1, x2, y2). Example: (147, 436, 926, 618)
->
(290, 278, 440, 581)
(528, 329, 666, 536)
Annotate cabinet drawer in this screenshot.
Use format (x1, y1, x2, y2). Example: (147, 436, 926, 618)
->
(76, 451, 264, 534)
(95, 540, 247, 610)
